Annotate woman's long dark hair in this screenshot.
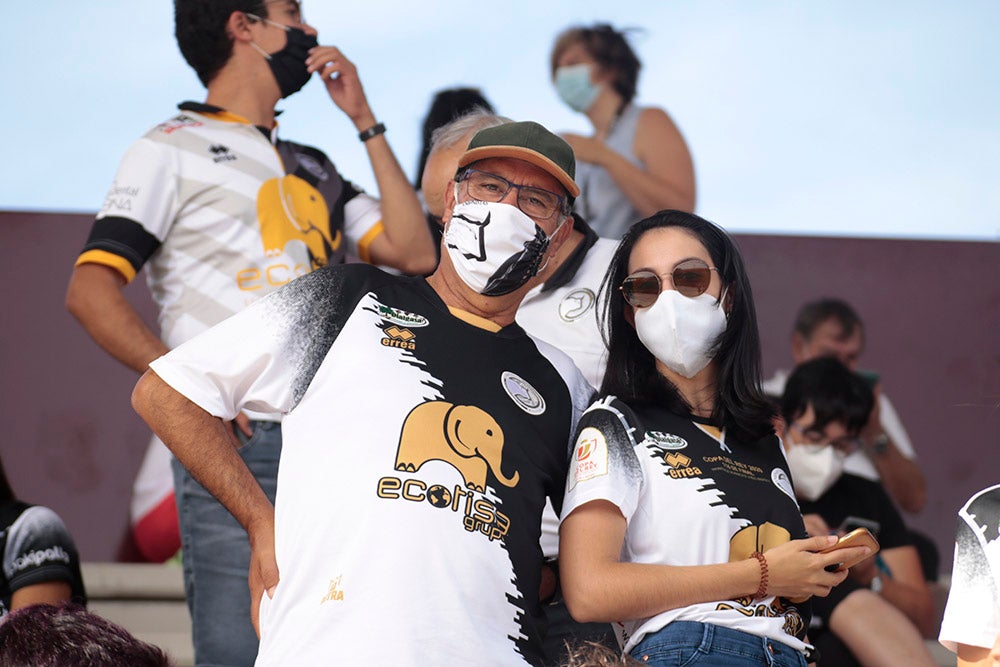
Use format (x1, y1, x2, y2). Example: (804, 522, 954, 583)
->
(598, 210, 775, 442)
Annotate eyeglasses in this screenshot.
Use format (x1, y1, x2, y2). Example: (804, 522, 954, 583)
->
(619, 259, 718, 307)
(788, 423, 862, 456)
(458, 169, 567, 221)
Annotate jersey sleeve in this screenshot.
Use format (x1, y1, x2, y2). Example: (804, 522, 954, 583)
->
(75, 137, 177, 283)
(3, 507, 80, 593)
(342, 187, 384, 264)
(151, 263, 374, 420)
(561, 397, 643, 524)
(939, 493, 1000, 652)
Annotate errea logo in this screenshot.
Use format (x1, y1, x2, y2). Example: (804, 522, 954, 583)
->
(381, 325, 416, 351)
(208, 144, 236, 163)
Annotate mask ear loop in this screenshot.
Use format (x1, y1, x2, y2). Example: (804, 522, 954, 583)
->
(535, 214, 568, 275)
(245, 13, 289, 60)
(718, 285, 732, 318)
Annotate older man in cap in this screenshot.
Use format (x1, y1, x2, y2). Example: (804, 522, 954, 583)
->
(132, 121, 593, 666)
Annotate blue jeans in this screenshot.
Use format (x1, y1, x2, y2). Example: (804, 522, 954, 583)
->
(630, 621, 808, 667)
(171, 421, 281, 667)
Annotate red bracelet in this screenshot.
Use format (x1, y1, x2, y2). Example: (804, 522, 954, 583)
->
(750, 551, 769, 600)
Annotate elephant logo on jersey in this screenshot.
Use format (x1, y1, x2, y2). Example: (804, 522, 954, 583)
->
(257, 174, 341, 270)
(395, 401, 520, 492)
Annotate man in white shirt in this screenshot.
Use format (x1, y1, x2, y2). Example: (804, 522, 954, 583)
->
(133, 121, 595, 666)
(762, 298, 926, 515)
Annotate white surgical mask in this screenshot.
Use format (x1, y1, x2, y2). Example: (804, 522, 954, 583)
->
(785, 443, 846, 502)
(444, 199, 561, 297)
(633, 289, 727, 378)
(554, 64, 601, 113)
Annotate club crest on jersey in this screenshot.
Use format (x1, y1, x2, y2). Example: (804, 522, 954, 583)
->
(772, 468, 798, 505)
(558, 288, 596, 322)
(641, 431, 688, 450)
(381, 325, 417, 351)
(501, 372, 546, 415)
(376, 304, 429, 328)
(570, 427, 608, 489)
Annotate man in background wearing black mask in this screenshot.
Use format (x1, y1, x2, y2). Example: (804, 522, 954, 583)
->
(66, 2, 434, 665)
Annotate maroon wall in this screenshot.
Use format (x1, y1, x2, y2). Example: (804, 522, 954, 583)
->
(2, 210, 997, 566)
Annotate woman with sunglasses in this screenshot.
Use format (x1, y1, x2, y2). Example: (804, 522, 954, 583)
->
(558, 211, 867, 666)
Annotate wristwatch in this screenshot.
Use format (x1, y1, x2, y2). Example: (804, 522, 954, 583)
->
(870, 574, 883, 594)
(870, 433, 890, 455)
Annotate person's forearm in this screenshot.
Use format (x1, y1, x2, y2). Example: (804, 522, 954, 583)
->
(66, 264, 169, 374)
(132, 370, 273, 535)
(563, 556, 760, 623)
(868, 439, 927, 513)
(957, 642, 995, 666)
(597, 148, 695, 216)
(353, 114, 436, 275)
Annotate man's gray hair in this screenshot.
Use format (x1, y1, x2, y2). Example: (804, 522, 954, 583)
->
(428, 107, 513, 155)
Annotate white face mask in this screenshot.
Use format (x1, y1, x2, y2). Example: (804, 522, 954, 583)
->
(443, 199, 561, 297)
(785, 443, 846, 502)
(633, 289, 727, 378)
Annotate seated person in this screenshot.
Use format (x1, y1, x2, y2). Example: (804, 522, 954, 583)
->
(1, 455, 86, 619)
(778, 357, 936, 666)
(764, 298, 926, 516)
(938, 483, 1000, 667)
(0, 603, 171, 666)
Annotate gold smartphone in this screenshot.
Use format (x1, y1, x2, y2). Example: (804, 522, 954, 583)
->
(820, 527, 880, 571)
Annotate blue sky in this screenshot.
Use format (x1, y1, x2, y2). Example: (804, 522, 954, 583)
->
(3, 1, 998, 240)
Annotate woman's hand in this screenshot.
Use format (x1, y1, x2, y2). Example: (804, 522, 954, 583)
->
(763, 535, 869, 600)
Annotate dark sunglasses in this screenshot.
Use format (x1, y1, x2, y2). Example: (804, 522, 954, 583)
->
(620, 259, 718, 307)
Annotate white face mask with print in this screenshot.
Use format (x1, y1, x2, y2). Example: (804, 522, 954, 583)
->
(785, 443, 846, 501)
(444, 199, 561, 297)
(633, 289, 728, 378)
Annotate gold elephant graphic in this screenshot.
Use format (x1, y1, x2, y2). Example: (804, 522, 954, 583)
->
(729, 522, 809, 604)
(257, 174, 340, 270)
(395, 401, 520, 492)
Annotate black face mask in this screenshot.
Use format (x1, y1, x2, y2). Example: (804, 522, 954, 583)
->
(249, 15, 318, 98)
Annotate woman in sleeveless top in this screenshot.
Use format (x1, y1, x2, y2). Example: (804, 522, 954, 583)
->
(550, 24, 696, 240)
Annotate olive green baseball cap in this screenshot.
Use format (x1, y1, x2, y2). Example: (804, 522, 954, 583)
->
(457, 121, 580, 198)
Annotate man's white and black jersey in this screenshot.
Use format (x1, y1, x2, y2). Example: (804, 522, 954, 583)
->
(151, 263, 594, 666)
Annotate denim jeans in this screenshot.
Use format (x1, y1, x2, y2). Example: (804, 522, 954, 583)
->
(171, 420, 281, 667)
(630, 621, 808, 667)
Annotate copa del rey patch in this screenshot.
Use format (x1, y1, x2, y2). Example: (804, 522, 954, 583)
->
(571, 427, 609, 489)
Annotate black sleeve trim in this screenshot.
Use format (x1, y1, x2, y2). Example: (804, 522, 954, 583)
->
(82, 216, 161, 272)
